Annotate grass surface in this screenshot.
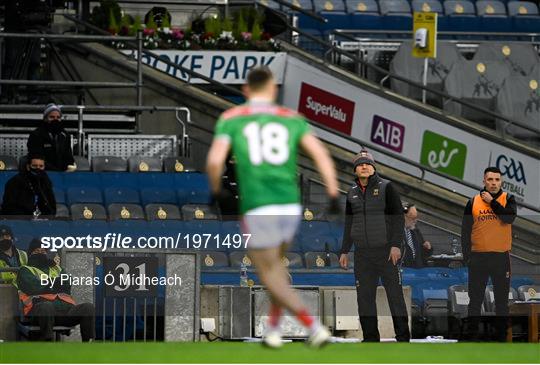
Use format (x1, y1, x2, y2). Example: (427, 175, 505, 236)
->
(1, 342, 539, 363)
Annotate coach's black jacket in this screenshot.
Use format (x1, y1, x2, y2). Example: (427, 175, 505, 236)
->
(340, 173, 404, 254)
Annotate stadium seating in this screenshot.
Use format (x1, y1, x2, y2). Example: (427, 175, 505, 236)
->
(56, 204, 70, 219)
(473, 42, 540, 76)
(305, 251, 340, 268)
(145, 204, 182, 221)
(517, 284, 540, 300)
(390, 41, 463, 105)
(74, 156, 91, 171)
(200, 251, 229, 269)
(66, 187, 103, 205)
(444, 60, 511, 125)
(496, 63, 540, 140)
(483, 285, 518, 314)
(108, 203, 145, 220)
(92, 156, 128, 172)
(70, 203, 108, 220)
(0, 155, 18, 171)
(128, 156, 163, 173)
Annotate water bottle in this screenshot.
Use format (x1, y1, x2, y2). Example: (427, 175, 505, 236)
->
(240, 262, 248, 287)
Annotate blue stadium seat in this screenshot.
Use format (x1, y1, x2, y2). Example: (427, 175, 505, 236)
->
(0, 171, 17, 187)
(109, 220, 149, 242)
(108, 203, 145, 220)
(200, 251, 229, 269)
(298, 221, 331, 238)
(507, 1, 540, 31)
(174, 173, 210, 189)
(66, 187, 103, 205)
(288, 0, 315, 12)
(70, 203, 108, 220)
(299, 234, 338, 252)
(412, 0, 444, 14)
(14, 234, 33, 251)
(229, 251, 253, 268)
(101, 172, 138, 189)
(69, 220, 110, 237)
(63, 172, 101, 188)
(0, 155, 18, 171)
(282, 252, 304, 268)
(313, 0, 351, 27)
(140, 188, 177, 206)
(147, 220, 187, 237)
(184, 188, 212, 205)
(104, 187, 140, 205)
(31, 220, 71, 238)
(305, 251, 340, 268)
(53, 188, 66, 205)
(137, 173, 175, 189)
(443, 0, 479, 31)
(145, 204, 182, 221)
(476, 0, 511, 31)
(46, 172, 64, 189)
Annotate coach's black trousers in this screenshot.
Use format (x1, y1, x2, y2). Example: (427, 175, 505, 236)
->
(354, 248, 410, 342)
(467, 251, 511, 341)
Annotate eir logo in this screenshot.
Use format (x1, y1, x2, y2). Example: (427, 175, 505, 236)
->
(496, 155, 527, 185)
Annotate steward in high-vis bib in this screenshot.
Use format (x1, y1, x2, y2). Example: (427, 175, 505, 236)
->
(0, 225, 27, 286)
(17, 239, 95, 341)
(461, 166, 517, 342)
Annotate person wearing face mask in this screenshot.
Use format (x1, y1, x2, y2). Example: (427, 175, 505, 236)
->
(401, 203, 433, 268)
(461, 166, 516, 342)
(27, 103, 76, 172)
(1, 155, 56, 217)
(338, 149, 410, 342)
(0, 225, 28, 285)
(17, 238, 95, 342)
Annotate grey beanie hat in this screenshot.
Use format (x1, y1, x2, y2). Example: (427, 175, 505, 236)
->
(353, 149, 375, 171)
(43, 103, 62, 119)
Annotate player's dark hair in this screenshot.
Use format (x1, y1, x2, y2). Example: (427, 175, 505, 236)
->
(246, 67, 273, 91)
(484, 166, 502, 175)
(403, 202, 415, 214)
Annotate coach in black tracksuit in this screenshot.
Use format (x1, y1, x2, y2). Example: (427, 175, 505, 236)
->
(339, 149, 410, 342)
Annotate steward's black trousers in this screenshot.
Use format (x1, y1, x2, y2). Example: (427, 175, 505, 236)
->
(467, 251, 511, 341)
(354, 248, 410, 342)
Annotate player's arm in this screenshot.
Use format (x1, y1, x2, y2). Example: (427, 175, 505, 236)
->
(206, 137, 231, 195)
(299, 133, 339, 199)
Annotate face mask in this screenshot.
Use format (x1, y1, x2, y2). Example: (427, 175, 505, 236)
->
(46, 122, 62, 134)
(29, 168, 44, 178)
(0, 239, 13, 251)
(29, 253, 49, 268)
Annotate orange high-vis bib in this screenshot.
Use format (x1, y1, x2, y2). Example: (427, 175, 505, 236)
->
(471, 193, 512, 253)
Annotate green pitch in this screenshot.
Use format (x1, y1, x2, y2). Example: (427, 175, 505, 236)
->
(0, 342, 539, 363)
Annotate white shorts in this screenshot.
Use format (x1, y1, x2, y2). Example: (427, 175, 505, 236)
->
(241, 204, 302, 249)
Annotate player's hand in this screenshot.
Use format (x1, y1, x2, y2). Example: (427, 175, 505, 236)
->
(388, 247, 401, 265)
(339, 254, 349, 270)
(423, 241, 432, 250)
(481, 191, 493, 204)
(327, 196, 341, 215)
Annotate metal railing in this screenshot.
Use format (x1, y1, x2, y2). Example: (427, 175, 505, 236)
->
(0, 104, 192, 157)
(309, 119, 540, 215)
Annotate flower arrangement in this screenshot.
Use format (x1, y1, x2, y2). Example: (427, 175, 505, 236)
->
(90, 0, 280, 51)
